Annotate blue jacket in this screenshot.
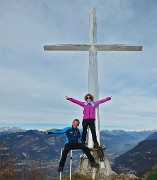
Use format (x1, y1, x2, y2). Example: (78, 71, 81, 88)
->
(49, 126, 81, 144)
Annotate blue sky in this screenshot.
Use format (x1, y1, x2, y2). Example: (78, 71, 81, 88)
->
(0, 0, 157, 130)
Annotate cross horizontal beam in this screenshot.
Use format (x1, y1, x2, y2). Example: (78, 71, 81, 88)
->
(44, 44, 91, 51)
(44, 44, 142, 51)
(95, 44, 143, 51)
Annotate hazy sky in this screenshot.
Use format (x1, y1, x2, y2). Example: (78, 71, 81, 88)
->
(0, 0, 157, 130)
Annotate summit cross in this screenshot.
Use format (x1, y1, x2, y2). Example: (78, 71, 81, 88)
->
(43, 7, 142, 148)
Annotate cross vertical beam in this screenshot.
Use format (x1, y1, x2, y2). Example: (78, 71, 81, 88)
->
(88, 8, 100, 148)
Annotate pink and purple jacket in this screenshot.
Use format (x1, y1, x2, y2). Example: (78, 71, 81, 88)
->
(67, 97, 111, 120)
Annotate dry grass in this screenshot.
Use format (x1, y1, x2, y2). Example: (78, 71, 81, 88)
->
(50, 173, 92, 180)
(49, 173, 138, 180)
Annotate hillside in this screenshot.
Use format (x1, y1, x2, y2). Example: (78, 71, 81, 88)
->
(0, 130, 66, 178)
(143, 166, 157, 179)
(113, 132, 157, 176)
(0, 128, 156, 178)
(100, 130, 155, 163)
(0, 129, 83, 162)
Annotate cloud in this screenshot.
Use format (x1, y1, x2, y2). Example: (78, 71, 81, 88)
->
(0, 0, 157, 130)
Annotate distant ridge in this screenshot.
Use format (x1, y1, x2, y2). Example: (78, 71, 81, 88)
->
(113, 132, 157, 176)
(0, 127, 25, 136)
(146, 132, 157, 140)
(0, 128, 157, 178)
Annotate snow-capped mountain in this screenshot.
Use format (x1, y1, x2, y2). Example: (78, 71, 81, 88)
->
(0, 127, 25, 136)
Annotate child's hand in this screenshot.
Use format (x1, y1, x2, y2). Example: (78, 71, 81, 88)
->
(66, 96, 69, 99)
(107, 96, 112, 101)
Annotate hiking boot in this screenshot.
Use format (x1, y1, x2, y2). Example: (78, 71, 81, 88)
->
(94, 142, 100, 149)
(90, 161, 99, 169)
(57, 166, 64, 172)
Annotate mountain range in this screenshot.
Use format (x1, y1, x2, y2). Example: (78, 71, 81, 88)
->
(0, 127, 25, 136)
(0, 127, 157, 178)
(112, 132, 157, 177)
(100, 129, 156, 163)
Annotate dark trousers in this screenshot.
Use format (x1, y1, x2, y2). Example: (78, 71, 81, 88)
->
(59, 142, 95, 167)
(82, 119, 98, 144)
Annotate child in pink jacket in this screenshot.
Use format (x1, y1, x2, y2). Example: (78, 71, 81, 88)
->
(66, 94, 112, 148)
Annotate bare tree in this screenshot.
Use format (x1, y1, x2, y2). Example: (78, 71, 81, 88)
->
(25, 160, 47, 180)
(0, 144, 16, 180)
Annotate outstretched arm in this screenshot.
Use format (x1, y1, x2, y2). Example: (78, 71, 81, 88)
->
(45, 127, 70, 134)
(94, 96, 112, 107)
(66, 96, 84, 107)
